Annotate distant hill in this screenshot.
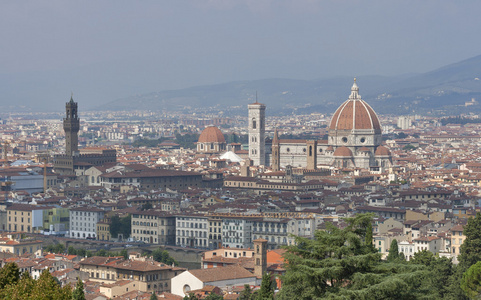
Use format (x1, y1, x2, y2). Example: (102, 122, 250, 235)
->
(93, 54, 481, 116)
(2, 54, 481, 115)
(92, 76, 398, 115)
(368, 55, 481, 115)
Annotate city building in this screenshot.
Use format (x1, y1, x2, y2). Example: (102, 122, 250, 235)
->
(171, 265, 257, 297)
(7, 204, 50, 233)
(450, 224, 465, 263)
(53, 95, 116, 175)
(69, 206, 105, 239)
(0, 232, 43, 255)
(176, 214, 209, 249)
(222, 217, 253, 249)
(131, 211, 176, 244)
(99, 168, 203, 191)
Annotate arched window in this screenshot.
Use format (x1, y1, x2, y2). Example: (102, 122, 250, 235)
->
(252, 118, 257, 129)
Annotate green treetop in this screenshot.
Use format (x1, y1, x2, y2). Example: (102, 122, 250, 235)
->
(277, 214, 441, 300)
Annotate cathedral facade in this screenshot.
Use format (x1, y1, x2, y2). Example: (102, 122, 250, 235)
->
(248, 80, 392, 171)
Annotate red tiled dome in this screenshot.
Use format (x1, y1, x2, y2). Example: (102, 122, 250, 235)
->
(329, 80, 381, 131)
(375, 145, 391, 156)
(333, 146, 353, 157)
(359, 146, 370, 152)
(198, 126, 226, 143)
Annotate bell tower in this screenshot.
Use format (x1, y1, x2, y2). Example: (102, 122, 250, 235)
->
(248, 99, 266, 166)
(254, 238, 267, 278)
(271, 128, 280, 171)
(306, 140, 317, 170)
(64, 94, 80, 156)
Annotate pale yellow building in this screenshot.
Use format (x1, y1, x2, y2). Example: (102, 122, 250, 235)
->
(450, 224, 465, 263)
(0, 232, 43, 256)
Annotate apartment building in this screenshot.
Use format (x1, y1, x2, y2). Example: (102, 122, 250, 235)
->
(131, 211, 175, 244)
(222, 217, 253, 249)
(208, 216, 222, 249)
(176, 214, 209, 249)
(69, 206, 105, 239)
(6, 204, 49, 233)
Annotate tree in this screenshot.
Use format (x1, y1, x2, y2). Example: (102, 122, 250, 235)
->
(410, 250, 435, 266)
(76, 248, 87, 257)
(151, 248, 178, 266)
(30, 269, 72, 299)
(55, 243, 66, 253)
(68, 246, 77, 255)
(0, 266, 73, 299)
(277, 214, 435, 300)
(121, 249, 129, 260)
(256, 272, 274, 300)
(110, 215, 132, 239)
(366, 221, 374, 249)
(239, 284, 253, 300)
(150, 291, 157, 300)
(183, 293, 200, 300)
(407, 251, 454, 298)
(72, 278, 86, 300)
(459, 213, 481, 270)
(0, 271, 35, 299)
(461, 261, 481, 299)
(204, 293, 223, 300)
(386, 239, 400, 262)
(0, 262, 20, 289)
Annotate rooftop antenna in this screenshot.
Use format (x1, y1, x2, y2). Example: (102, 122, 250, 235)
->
(255, 91, 258, 103)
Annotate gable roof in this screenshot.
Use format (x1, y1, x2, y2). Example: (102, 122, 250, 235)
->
(188, 266, 254, 282)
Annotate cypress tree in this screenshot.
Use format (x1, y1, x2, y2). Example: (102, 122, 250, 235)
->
(387, 239, 400, 262)
(72, 278, 86, 300)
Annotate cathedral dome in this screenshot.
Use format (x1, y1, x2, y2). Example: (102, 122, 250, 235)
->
(329, 79, 381, 131)
(358, 146, 370, 152)
(333, 146, 353, 157)
(375, 145, 391, 156)
(198, 126, 226, 143)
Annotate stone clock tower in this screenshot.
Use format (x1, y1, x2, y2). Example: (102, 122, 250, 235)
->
(63, 95, 80, 156)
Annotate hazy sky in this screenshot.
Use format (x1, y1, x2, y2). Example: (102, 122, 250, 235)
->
(1, 0, 480, 110)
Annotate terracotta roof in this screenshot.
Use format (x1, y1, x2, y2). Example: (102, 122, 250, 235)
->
(375, 145, 391, 156)
(188, 265, 255, 282)
(115, 260, 167, 272)
(451, 224, 464, 232)
(333, 146, 353, 157)
(329, 82, 381, 131)
(198, 126, 226, 143)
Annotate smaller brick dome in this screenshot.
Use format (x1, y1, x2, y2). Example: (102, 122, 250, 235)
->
(375, 145, 391, 156)
(359, 146, 370, 152)
(198, 126, 226, 143)
(333, 146, 353, 157)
